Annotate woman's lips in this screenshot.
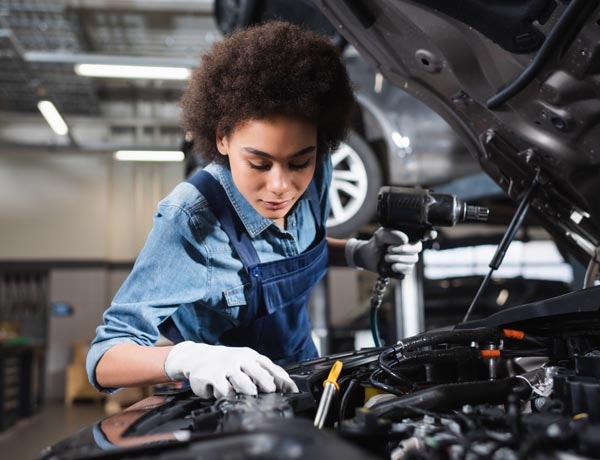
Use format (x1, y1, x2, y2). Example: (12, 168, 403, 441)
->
(261, 200, 290, 211)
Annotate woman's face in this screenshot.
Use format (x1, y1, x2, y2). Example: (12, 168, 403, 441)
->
(216, 115, 318, 229)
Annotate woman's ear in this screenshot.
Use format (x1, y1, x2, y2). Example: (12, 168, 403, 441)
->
(216, 131, 229, 157)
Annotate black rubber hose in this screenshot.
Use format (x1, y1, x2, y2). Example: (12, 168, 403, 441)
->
(378, 348, 416, 389)
(399, 328, 503, 353)
(369, 377, 531, 419)
(374, 347, 480, 395)
(392, 346, 480, 367)
(369, 369, 406, 396)
(486, 0, 589, 109)
(339, 379, 359, 421)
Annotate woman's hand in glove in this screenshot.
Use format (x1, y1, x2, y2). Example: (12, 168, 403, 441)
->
(345, 227, 427, 276)
(164, 341, 298, 399)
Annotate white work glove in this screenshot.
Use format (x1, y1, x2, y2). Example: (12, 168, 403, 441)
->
(345, 227, 426, 276)
(164, 341, 299, 399)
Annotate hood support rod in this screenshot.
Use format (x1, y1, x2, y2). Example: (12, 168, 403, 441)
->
(463, 172, 540, 322)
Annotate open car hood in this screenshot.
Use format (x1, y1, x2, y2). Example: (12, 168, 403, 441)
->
(315, 0, 600, 265)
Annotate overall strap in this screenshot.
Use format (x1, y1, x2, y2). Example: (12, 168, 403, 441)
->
(187, 170, 261, 270)
(305, 180, 323, 230)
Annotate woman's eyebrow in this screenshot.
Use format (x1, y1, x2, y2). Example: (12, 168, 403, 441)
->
(243, 146, 316, 159)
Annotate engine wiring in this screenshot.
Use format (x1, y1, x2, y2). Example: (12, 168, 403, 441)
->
(333, 327, 554, 410)
(314, 325, 596, 459)
(99, 322, 600, 460)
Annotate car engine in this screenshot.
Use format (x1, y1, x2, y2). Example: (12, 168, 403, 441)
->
(44, 286, 600, 460)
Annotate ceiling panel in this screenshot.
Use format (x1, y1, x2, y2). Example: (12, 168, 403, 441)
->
(0, 0, 220, 150)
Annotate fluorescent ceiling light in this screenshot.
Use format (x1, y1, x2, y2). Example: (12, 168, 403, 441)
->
(37, 100, 69, 135)
(114, 150, 185, 162)
(75, 63, 191, 80)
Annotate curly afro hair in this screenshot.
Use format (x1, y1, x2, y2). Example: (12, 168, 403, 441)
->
(180, 21, 355, 163)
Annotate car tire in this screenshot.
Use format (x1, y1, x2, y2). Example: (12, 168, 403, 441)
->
(327, 131, 382, 238)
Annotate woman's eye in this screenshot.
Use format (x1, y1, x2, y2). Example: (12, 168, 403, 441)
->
(248, 162, 270, 171)
(290, 161, 311, 170)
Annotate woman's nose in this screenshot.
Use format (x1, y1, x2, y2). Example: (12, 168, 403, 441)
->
(266, 168, 290, 195)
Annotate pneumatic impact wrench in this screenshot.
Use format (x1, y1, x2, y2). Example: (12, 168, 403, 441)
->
(369, 186, 490, 346)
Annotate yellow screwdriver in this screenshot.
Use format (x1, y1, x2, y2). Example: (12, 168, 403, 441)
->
(313, 360, 343, 429)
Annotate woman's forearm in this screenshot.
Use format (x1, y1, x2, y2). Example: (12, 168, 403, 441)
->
(327, 237, 349, 267)
(95, 342, 174, 389)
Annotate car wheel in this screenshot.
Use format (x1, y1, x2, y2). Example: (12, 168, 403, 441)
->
(327, 131, 382, 237)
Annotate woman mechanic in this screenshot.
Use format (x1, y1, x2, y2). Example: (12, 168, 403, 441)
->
(86, 21, 425, 399)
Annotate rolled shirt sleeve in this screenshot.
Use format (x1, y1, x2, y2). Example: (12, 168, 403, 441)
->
(86, 190, 211, 392)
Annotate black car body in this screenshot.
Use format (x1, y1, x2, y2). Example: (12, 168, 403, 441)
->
(317, 0, 600, 264)
(45, 1, 600, 459)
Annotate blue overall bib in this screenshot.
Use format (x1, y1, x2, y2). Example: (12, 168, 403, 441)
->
(160, 170, 327, 366)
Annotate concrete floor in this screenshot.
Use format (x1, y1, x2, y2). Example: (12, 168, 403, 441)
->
(0, 401, 106, 460)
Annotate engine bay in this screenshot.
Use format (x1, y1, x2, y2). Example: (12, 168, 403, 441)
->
(44, 286, 600, 460)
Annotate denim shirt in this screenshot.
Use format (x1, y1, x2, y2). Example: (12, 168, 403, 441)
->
(86, 157, 332, 392)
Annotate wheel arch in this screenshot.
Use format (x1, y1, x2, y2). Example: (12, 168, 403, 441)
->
(351, 92, 396, 183)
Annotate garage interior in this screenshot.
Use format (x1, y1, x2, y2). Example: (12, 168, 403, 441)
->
(0, 1, 586, 459)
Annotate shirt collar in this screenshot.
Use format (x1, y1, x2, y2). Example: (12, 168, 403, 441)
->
(204, 162, 283, 238)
